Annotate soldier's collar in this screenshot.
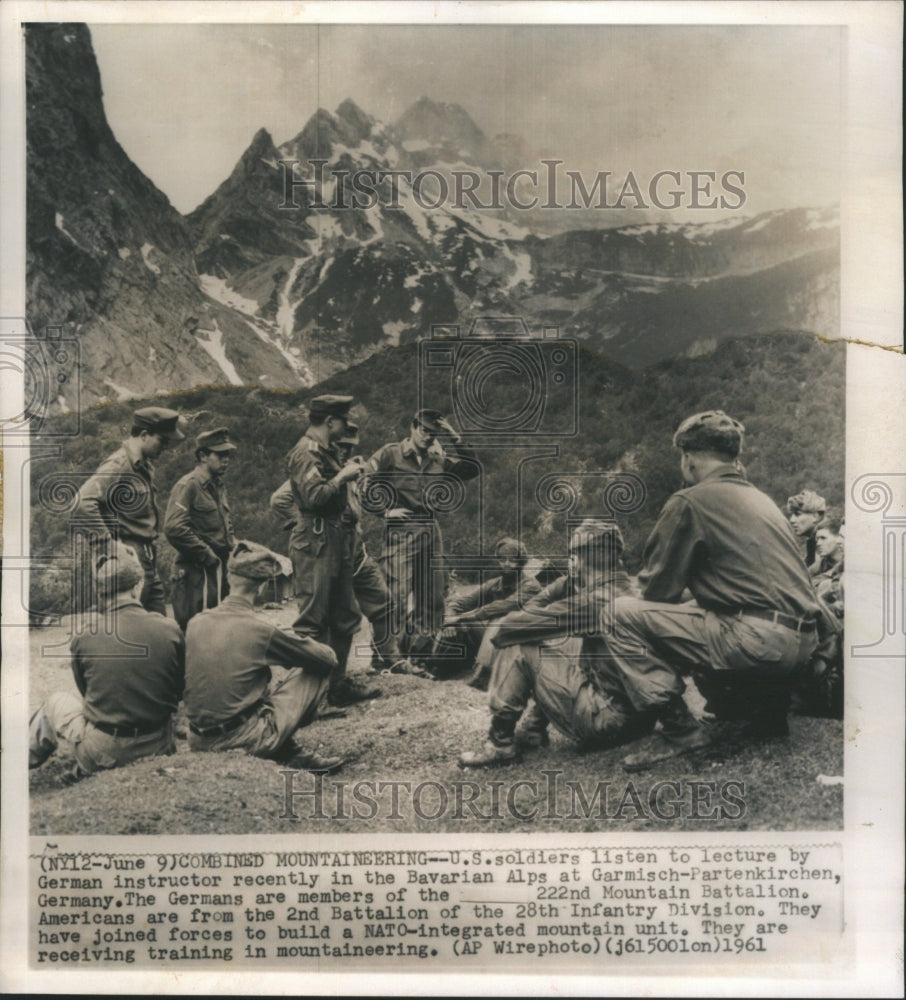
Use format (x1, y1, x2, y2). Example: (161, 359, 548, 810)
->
(105, 599, 143, 612)
(402, 437, 443, 459)
(699, 463, 745, 484)
(304, 427, 333, 453)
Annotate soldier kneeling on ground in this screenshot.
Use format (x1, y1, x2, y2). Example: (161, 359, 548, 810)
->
(184, 541, 344, 773)
(29, 543, 185, 783)
(459, 519, 649, 767)
(436, 537, 542, 687)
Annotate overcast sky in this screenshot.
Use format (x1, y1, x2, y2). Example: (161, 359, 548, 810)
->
(90, 23, 842, 217)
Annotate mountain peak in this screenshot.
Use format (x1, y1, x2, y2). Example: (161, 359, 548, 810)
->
(246, 127, 278, 157)
(335, 99, 373, 142)
(393, 97, 496, 168)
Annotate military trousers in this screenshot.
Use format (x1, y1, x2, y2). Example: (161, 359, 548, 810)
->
(120, 535, 167, 617)
(351, 541, 402, 664)
(599, 597, 819, 715)
(29, 691, 175, 775)
(187, 668, 328, 758)
(172, 556, 229, 631)
(379, 516, 445, 637)
(290, 518, 360, 642)
(488, 638, 641, 745)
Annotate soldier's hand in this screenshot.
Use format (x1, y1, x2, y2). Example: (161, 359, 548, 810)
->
(437, 417, 461, 442)
(337, 459, 365, 484)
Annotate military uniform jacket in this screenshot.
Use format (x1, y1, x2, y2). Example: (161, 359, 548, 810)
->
(366, 437, 479, 516)
(74, 445, 160, 542)
(269, 479, 298, 532)
(71, 600, 185, 728)
(639, 465, 820, 619)
(286, 429, 348, 519)
(184, 594, 336, 726)
(492, 571, 633, 648)
(271, 474, 366, 529)
(448, 572, 543, 623)
(164, 465, 235, 562)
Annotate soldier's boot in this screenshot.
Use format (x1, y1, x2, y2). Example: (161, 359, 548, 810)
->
(622, 695, 711, 773)
(515, 703, 550, 749)
(28, 708, 57, 769)
(466, 660, 492, 692)
(459, 715, 521, 768)
(740, 679, 792, 738)
(328, 634, 381, 707)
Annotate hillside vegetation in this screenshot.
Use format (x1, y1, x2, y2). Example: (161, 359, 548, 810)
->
(28, 332, 844, 615)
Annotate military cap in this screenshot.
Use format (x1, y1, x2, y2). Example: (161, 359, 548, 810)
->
(337, 421, 360, 446)
(308, 394, 353, 419)
(196, 427, 237, 453)
(569, 518, 625, 555)
(673, 410, 744, 457)
(414, 409, 445, 434)
(494, 536, 528, 565)
(786, 490, 826, 515)
(227, 540, 284, 580)
(95, 542, 144, 596)
(133, 406, 186, 441)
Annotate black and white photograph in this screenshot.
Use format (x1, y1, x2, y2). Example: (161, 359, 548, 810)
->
(1, 1, 902, 995)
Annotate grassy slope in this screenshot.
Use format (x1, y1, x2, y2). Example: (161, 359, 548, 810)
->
(27, 331, 845, 833)
(29, 331, 844, 610)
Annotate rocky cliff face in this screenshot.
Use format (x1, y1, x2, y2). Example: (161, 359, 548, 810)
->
(25, 23, 307, 407)
(26, 26, 840, 408)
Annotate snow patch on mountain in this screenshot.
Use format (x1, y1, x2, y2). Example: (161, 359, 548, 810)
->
(242, 314, 313, 385)
(681, 217, 747, 241)
(504, 248, 533, 289)
(54, 213, 82, 248)
(104, 377, 139, 401)
(141, 243, 161, 275)
(196, 320, 242, 385)
(306, 214, 345, 243)
(382, 320, 408, 346)
(200, 273, 260, 316)
(277, 258, 306, 339)
(806, 208, 838, 231)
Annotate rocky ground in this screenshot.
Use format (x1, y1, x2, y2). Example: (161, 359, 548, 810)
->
(27, 603, 844, 836)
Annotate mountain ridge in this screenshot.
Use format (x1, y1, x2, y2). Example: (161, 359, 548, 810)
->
(25, 25, 840, 410)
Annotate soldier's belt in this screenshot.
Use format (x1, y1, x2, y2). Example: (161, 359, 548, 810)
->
(189, 699, 264, 737)
(91, 717, 171, 738)
(733, 608, 817, 633)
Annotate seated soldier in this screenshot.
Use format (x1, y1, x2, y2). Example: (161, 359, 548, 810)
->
(184, 541, 344, 772)
(29, 543, 185, 781)
(459, 520, 650, 767)
(439, 537, 542, 687)
(786, 489, 826, 572)
(795, 509, 844, 718)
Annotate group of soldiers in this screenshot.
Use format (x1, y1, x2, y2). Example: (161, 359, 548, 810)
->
(30, 399, 844, 783)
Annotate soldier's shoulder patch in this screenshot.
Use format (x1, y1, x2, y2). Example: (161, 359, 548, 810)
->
(304, 465, 323, 482)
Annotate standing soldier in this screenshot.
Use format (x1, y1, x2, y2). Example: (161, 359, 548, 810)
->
(366, 409, 479, 652)
(73, 407, 185, 615)
(286, 395, 378, 706)
(270, 423, 423, 676)
(164, 427, 238, 630)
